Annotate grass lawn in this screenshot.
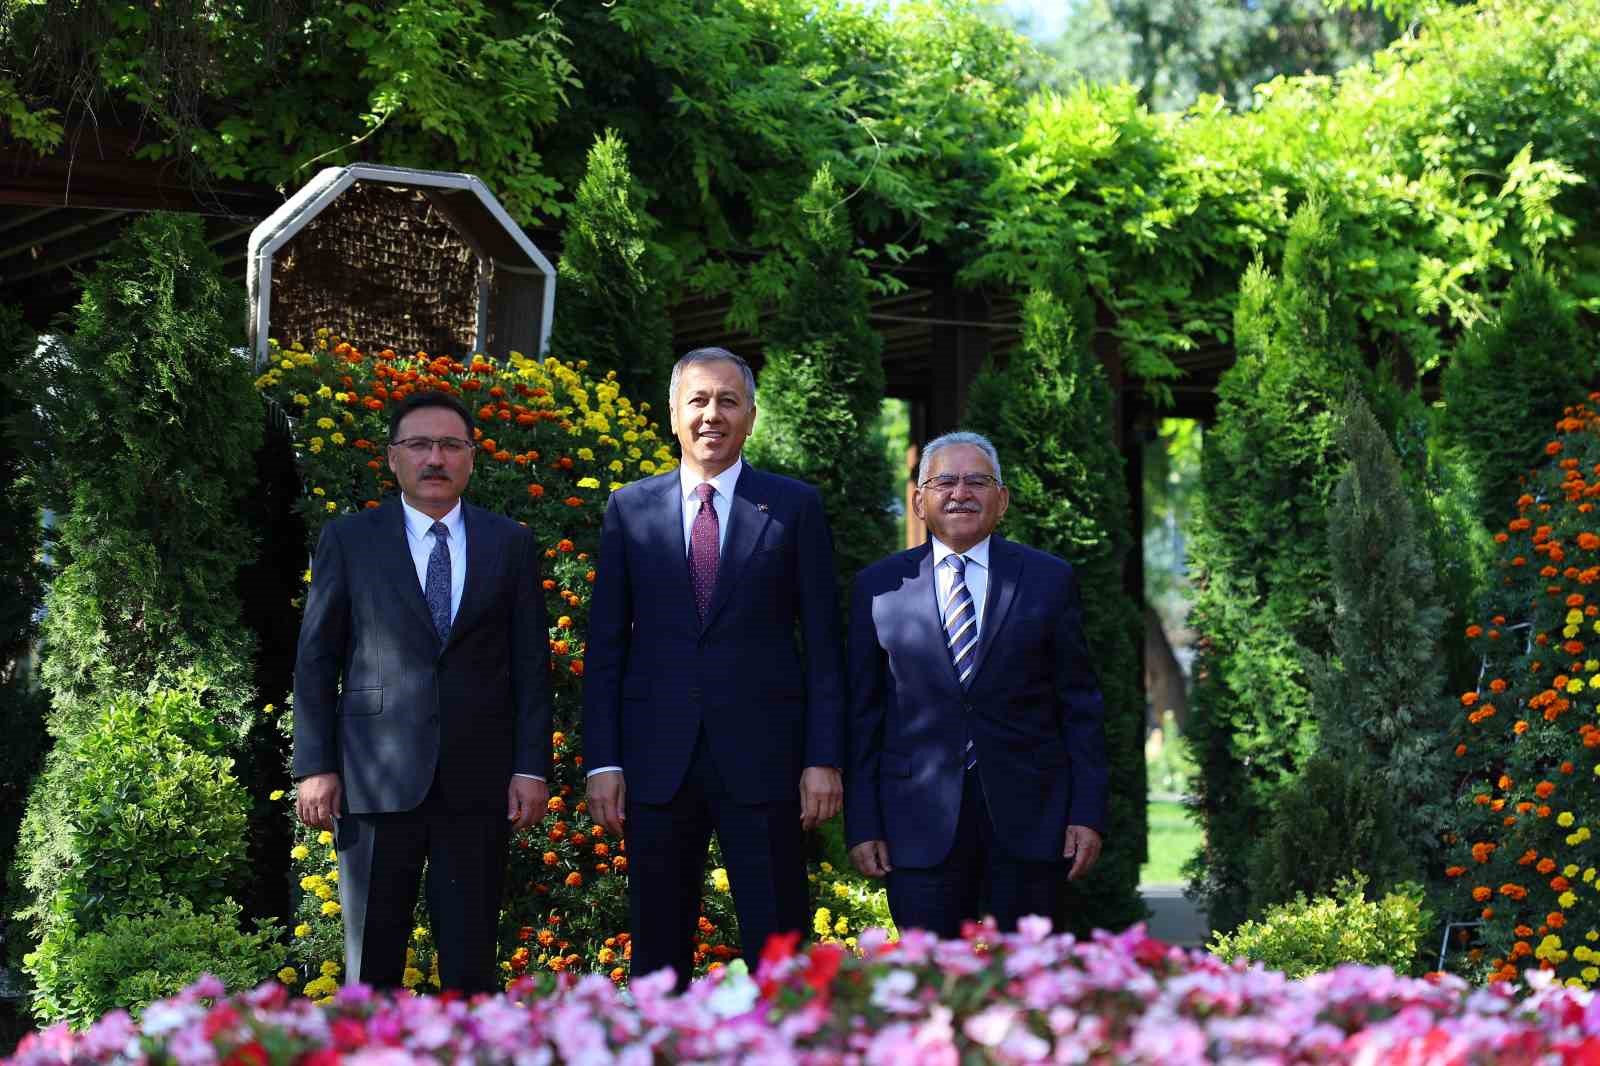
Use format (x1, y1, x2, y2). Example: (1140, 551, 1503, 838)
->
(1140, 798, 1203, 886)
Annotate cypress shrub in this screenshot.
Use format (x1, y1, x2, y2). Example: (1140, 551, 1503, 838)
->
(964, 284, 1147, 933)
(1184, 200, 1373, 931)
(548, 129, 675, 415)
(746, 164, 897, 592)
(25, 212, 262, 736)
(1248, 389, 1450, 906)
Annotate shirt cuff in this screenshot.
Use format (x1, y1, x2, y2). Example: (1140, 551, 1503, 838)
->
(585, 766, 623, 778)
(513, 773, 545, 782)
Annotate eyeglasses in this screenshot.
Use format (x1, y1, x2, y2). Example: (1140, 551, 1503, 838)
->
(919, 474, 1003, 492)
(391, 436, 473, 456)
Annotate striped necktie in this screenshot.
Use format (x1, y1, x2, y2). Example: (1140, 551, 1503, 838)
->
(944, 554, 978, 769)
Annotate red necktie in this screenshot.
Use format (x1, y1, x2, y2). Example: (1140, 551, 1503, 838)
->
(689, 482, 719, 623)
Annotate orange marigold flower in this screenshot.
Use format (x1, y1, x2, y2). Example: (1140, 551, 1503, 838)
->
(543, 579, 556, 591)
(1514, 720, 1529, 735)
(1495, 533, 1511, 544)
(547, 796, 566, 813)
(1445, 866, 1467, 878)
(1535, 780, 1556, 799)
(565, 872, 583, 888)
(1500, 883, 1529, 900)
(1549, 913, 1566, 929)
(1461, 692, 1480, 707)
(565, 496, 583, 507)
(1472, 842, 1497, 863)
(1498, 774, 1514, 790)
(1561, 761, 1576, 774)
(1489, 678, 1507, 693)
(558, 539, 575, 552)
(542, 851, 558, 866)
(1519, 850, 1538, 866)
(1537, 805, 1552, 818)
(1455, 743, 1467, 757)
(1466, 625, 1484, 638)
(527, 484, 545, 498)
(1584, 533, 1600, 551)
(1552, 877, 1571, 892)
(1473, 886, 1492, 902)
(1548, 441, 1565, 456)
(569, 660, 584, 677)
(1537, 858, 1557, 874)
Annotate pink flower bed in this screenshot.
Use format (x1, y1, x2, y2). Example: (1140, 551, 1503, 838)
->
(10, 921, 1600, 1065)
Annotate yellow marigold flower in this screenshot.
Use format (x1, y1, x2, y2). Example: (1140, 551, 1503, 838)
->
(325, 501, 338, 512)
(321, 900, 341, 917)
(608, 460, 623, 473)
(327, 870, 338, 883)
(293, 393, 311, 406)
(309, 438, 324, 453)
(1560, 812, 1576, 827)
(1586, 967, 1600, 984)
(1586, 869, 1597, 883)
(1590, 674, 1600, 689)
(300, 875, 324, 891)
(1568, 678, 1585, 694)
(624, 431, 639, 444)
(312, 486, 325, 497)
(330, 432, 346, 446)
(1562, 891, 1580, 908)
(576, 477, 600, 489)
(820, 862, 833, 874)
(598, 947, 616, 964)
(269, 789, 285, 801)
(291, 845, 310, 861)
(711, 868, 731, 893)
(315, 884, 335, 901)
(278, 967, 299, 985)
(834, 916, 848, 935)
(1568, 610, 1585, 626)
(1589, 930, 1600, 941)
(414, 926, 429, 941)
(318, 830, 334, 845)
(294, 924, 312, 938)
(1587, 659, 1600, 672)
(316, 417, 335, 430)
(327, 850, 336, 862)
(1568, 864, 1581, 878)
(321, 960, 340, 977)
(317, 385, 333, 399)
(639, 461, 657, 474)
(303, 569, 312, 584)
(813, 908, 832, 936)
(402, 967, 423, 989)
(577, 448, 595, 461)
(833, 882, 850, 900)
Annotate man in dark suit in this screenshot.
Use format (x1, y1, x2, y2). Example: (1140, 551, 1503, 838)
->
(844, 431, 1108, 938)
(583, 347, 846, 989)
(293, 390, 551, 994)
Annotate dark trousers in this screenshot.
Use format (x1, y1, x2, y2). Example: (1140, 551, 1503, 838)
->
(626, 730, 808, 989)
(334, 782, 510, 996)
(885, 768, 1067, 939)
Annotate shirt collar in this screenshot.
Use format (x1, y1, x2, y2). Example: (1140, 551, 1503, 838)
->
(400, 496, 464, 541)
(680, 457, 743, 503)
(930, 534, 991, 572)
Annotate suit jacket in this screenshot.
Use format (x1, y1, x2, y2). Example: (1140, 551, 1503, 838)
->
(582, 464, 846, 805)
(843, 536, 1109, 867)
(292, 497, 552, 814)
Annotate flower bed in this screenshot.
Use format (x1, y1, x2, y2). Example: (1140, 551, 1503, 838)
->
(10, 922, 1600, 1065)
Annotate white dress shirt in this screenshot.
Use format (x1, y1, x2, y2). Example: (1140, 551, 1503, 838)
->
(400, 497, 465, 624)
(679, 457, 741, 555)
(930, 534, 991, 635)
(400, 496, 542, 783)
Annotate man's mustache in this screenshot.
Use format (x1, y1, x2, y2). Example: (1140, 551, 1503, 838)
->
(420, 467, 451, 480)
(943, 503, 980, 514)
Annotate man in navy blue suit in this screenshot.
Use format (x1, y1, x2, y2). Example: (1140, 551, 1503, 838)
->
(844, 431, 1108, 938)
(294, 390, 552, 994)
(583, 347, 846, 988)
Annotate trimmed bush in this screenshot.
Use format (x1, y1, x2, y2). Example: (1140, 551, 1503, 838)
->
(1185, 200, 1378, 931)
(1209, 874, 1433, 979)
(22, 898, 285, 1030)
(745, 164, 897, 595)
(964, 284, 1146, 934)
(547, 130, 675, 414)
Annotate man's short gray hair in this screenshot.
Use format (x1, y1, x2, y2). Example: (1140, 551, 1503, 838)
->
(668, 347, 757, 410)
(918, 431, 1003, 486)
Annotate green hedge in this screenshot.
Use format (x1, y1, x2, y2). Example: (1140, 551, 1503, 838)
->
(1209, 874, 1432, 979)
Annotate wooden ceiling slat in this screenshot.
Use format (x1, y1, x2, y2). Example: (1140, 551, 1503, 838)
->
(0, 209, 130, 263)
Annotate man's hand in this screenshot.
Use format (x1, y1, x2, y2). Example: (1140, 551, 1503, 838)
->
(508, 777, 548, 832)
(587, 770, 626, 837)
(1064, 825, 1103, 881)
(849, 839, 893, 879)
(296, 773, 342, 830)
(799, 766, 843, 830)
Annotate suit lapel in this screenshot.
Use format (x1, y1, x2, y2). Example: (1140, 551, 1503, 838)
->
(444, 502, 501, 649)
(645, 473, 700, 629)
(968, 535, 1021, 689)
(702, 466, 773, 630)
(377, 499, 437, 638)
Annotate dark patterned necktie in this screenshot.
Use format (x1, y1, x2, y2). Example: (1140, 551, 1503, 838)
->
(689, 483, 719, 624)
(425, 520, 452, 642)
(945, 554, 978, 769)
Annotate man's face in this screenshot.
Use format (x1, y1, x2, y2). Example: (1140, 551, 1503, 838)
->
(913, 443, 1009, 553)
(387, 405, 475, 516)
(670, 359, 756, 478)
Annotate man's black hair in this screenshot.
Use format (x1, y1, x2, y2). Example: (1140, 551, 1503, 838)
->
(389, 390, 474, 441)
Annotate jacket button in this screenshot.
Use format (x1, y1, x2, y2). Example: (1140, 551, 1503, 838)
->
(963, 703, 974, 714)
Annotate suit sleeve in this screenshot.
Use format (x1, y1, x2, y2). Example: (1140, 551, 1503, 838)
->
(1055, 564, 1110, 834)
(795, 485, 846, 770)
(510, 525, 554, 778)
(582, 491, 632, 771)
(292, 522, 350, 780)
(843, 571, 887, 847)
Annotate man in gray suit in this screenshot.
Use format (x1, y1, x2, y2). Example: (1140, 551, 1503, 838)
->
(294, 389, 552, 994)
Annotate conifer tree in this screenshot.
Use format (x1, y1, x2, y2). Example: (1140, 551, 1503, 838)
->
(964, 283, 1147, 933)
(1184, 199, 1373, 929)
(746, 165, 896, 593)
(548, 130, 675, 418)
(1248, 389, 1450, 905)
